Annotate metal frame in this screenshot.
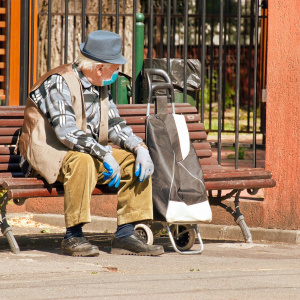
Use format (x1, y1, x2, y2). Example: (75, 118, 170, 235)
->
(208, 188, 258, 243)
(166, 223, 204, 255)
(0, 192, 20, 254)
(144, 68, 175, 116)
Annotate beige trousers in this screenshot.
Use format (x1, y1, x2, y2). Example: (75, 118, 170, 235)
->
(57, 148, 153, 228)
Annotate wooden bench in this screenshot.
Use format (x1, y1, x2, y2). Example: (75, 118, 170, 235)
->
(0, 104, 276, 253)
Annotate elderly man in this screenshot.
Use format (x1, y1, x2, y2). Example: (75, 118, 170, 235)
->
(19, 30, 164, 257)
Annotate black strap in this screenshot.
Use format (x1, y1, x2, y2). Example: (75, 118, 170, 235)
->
(155, 95, 168, 114)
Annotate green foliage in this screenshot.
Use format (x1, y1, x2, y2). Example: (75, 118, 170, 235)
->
(200, 70, 235, 110)
(0, 189, 7, 198)
(0, 189, 7, 210)
(227, 147, 251, 160)
(203, 71, 217, 107)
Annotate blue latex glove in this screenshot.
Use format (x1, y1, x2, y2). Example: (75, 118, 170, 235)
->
(103, 154, 121, 188)
(134, 147, 154, 182)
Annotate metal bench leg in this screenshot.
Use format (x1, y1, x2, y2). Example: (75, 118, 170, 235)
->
(234, 190, 253, 244)
(209, 189, 253, 243)
(0, 193, 20, 254)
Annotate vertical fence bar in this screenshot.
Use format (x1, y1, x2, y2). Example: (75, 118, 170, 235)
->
(263, 4, 268, 88)
(98, 0, 102, 30)
(148, 0, 153, 67)
(159, 0, 164, 58)
(196, 1, 201, 60)
(122, 0, 126, 61)
(247, 0, 254, 132)
(115, 0, 119, 34)
(47, 0, 52, 71)
(260, 3, 267, 145)
(171, 0, 176, 58)
(81, 0, 85, 41)
(166, 0, 171, 74)
(252, 0, 259, 167)
(30, 0, 35, 88)
(183, 0, 188, 103)
(20, 0, 30, 104)
(235, 0, 241, 169)
(222, 7, 227, 131)
(4, 0, 11, 105)
(132, 0, 137, 104)
(114, 0, 119, 103)
(200, 0, 206, 122)
(64, 0, 68, 64)
(135, 13, 145, 104)
(217, 0, 224, 164)
(208, 5, 214, 131)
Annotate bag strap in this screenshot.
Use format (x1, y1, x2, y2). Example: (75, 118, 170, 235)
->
(156, 95, 169, 114)
(98, 87, 109, 146)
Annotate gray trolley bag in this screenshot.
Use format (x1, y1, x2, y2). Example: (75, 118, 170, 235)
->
(144, 69, 212, 254)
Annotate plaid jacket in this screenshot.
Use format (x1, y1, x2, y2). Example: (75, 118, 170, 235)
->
(31, 63, 142, 156)
(20, 63, 142, 176)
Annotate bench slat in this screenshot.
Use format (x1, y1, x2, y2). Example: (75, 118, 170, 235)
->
(0, 172, 23, 178)
(203, 170, 272, 181)
(7, 186, 115, 199)
(0, 119, 24, 127)
(196, 149, 213, 158)
(0, 163, 21, 171)
(118, 106, 197, 116)
(0, 127, 21, 136)
(5, 178, 276, 198)
(202, 165, 223, 171)
(0, 136, 18, 145)
(192, 142, 211, 150)
(199, 157, 219, 165)
(123, 114, 201, 125)
(116, 103, 191, 109)
(135, 131, 207, 141)
(0, 111, 24, 117)
(3, 178, 53, 189)
(0, 106, 25, 110)
(203, 167, 267, 174)
(205, 178, 276, 190)
(130, 123, 205, 133)
(2, 169, 273, 189)
(0, 155, 20, 163)
(0, 147, 15, 155)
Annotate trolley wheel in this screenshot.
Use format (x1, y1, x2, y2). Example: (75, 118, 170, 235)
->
(170, 224, 196, 251)
(134, 223, 154, 245)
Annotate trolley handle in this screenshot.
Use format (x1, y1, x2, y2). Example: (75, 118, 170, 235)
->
(144, 68, 175, 116)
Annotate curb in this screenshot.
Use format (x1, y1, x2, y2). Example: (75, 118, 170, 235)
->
(33, 214, 117, 233)
(32, 213, 300, 245)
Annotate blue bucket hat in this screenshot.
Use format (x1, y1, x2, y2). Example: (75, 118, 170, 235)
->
(80, 30, 127, 65)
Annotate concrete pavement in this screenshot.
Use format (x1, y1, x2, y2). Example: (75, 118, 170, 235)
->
(1, 214, 300, 299)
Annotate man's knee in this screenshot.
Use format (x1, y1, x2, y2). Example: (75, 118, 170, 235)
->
(65, 151, 98, 176)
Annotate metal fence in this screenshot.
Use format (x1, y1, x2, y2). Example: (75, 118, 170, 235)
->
(6, 0, 268, 168)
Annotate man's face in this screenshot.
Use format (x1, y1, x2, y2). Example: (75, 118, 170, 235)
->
(95, 64, 120, 86)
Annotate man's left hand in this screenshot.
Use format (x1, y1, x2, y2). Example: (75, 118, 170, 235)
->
(134, 148, 154, 182)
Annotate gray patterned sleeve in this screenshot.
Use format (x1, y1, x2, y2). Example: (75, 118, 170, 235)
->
(31, 74, 110, 159)
(108, 94, 143, 152)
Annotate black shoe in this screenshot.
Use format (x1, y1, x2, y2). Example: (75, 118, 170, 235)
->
(111, 234, 164, 256)
(61, 237, 99, 257)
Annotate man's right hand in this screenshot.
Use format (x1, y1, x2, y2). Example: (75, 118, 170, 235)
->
(102, 154, 121, 188)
